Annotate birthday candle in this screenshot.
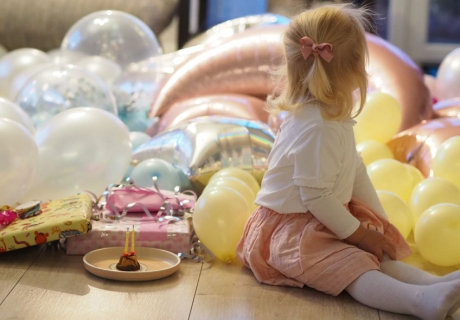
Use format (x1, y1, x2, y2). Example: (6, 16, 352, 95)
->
(131, 225, 135, 253)
(124, 229, 129, 254)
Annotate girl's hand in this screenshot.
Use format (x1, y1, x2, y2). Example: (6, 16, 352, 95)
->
(344, 225, 397, 261)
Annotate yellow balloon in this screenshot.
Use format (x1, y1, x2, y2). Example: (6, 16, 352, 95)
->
(193, 186, 251, 263)
(432, 136, 460, 191)
(377, 190, 412, 239)
(354, 92, 402, 144)
(414, 203, 460, 267)
(209, 167, 260, 196)
(367, 159, 413, 202)
(356, 140, 394, 166)
(204, 176, 257, 210)
(409, 177, 460, 228)
(403, 164, 425, 190)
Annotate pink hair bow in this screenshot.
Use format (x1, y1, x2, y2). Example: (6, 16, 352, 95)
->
(300, 37, 333, 62)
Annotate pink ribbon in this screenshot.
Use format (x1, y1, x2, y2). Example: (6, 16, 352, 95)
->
(300, 37, 333, 62)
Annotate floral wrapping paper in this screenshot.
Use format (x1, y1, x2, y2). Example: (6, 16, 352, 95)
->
(0, 194, 93, 253)
(65, 213, 191, 255)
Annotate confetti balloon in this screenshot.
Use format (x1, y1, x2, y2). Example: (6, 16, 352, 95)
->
(415, 203, 460, 267)
(409, 177, 460, 228)
(377, 190, 412, 239)
(61, 10, 162, 68)
(15, 64, 117, 129)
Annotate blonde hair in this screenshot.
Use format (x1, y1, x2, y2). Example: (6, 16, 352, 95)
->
(267, 2, 371, 120)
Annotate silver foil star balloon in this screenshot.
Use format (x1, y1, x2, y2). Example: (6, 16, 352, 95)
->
(132, 116, 275, 192)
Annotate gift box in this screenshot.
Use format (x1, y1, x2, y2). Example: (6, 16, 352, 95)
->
(65, 213, 191, 255)
(0, 194, 93, 253)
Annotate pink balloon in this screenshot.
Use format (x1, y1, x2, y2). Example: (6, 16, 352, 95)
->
(436, 47, 460, 100)
(147, 94, 268, 136)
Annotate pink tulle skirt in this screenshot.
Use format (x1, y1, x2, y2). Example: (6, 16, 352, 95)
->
(236, 198, 412, 296)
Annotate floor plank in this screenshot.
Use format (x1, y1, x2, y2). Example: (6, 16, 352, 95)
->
(0, 246, 202, 320)
(190, 259, 380, 320)
(0, 245, 43, 303)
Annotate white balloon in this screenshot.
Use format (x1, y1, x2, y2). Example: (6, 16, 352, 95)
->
(24, 107, 132, 201)
(0, 45, 6, 58)
(76, 56, 122, 84)
(47, 48, 86, 65)
(0, 97, 35, 134)
(0, 118, 38, 205)
(0, 48, 51, 97)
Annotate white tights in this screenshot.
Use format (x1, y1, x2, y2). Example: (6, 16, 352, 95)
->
(345, 258, 460, 320)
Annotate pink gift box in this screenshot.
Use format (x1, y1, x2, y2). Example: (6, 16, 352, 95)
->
(65, 214, 191, 255)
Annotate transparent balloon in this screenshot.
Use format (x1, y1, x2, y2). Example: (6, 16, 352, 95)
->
(23, 107, 131, 202)
(61, 10, 163, 68)
(415, 203, 460, 267)
(7, 63, 54, 101)
(0, 97, 35, 134)
(15, 64, 117, 129)
(0, 118, 38, 206)
(377, 190, 412, 239)
(76, 56, 122, 84)
(0, 48, 51, 98)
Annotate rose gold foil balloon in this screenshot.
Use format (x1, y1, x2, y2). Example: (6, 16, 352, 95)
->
(432, 98, 460, 119)
(132, 116, 275, 192)
(387, 118, 460, 177)
(184, 13, 290, 48)
(149, 25, 286, 117)
(366, 34, 432, 131)
(147, 94, 268, 136)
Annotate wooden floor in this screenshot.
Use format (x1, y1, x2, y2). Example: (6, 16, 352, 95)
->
(2, 243, 460, 320)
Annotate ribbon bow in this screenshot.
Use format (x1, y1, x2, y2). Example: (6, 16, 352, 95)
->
(300, 37, 333, 63)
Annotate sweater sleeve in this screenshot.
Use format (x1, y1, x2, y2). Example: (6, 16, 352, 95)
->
(352, 156, 388, 219)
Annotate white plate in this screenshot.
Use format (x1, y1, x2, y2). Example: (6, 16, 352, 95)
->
(83, 247, 181, 281)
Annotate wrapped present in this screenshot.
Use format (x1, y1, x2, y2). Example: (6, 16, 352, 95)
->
(65, 213, 191, 255)
(0, 194, 93, 253)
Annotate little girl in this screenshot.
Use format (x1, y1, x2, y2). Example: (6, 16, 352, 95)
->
(236, 3, 460, 320)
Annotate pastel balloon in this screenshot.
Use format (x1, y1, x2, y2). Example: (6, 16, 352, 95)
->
(423, 74, 437, 102)
(366, 34, 432, 131)
(432, 98, 460, 119)
(403, 164, 424, 190)
(15, 64, 117, 129)
(377, 191, 412, 239)
(149, 25, 285, 117)
(0, 118, 38, 206)
(367, 159, 413, 202)
(415, 203, 460, 267)
(193, 186, 251, 263)
(0, 48, 52, 98)
(354, 92, 402, 144)
(387, 118, 460, 177)
(0, 97, 35, 134)
(61, 10, 162, 68)
(356, 140, 394, 166)
(205, 176, 257, 210)
(132, 116, 274, 192)
(435, 47, 460, 100)
(23, 107, 131, 202)
(409, 177, 460, 228)
(130, 131, 151, 151)
(431, 136, 460, 191)
(148, 94, 268, 136)
(209, 167, 260, 196)
(184, 13, 290, 48)
(129, 158, 183, 191)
